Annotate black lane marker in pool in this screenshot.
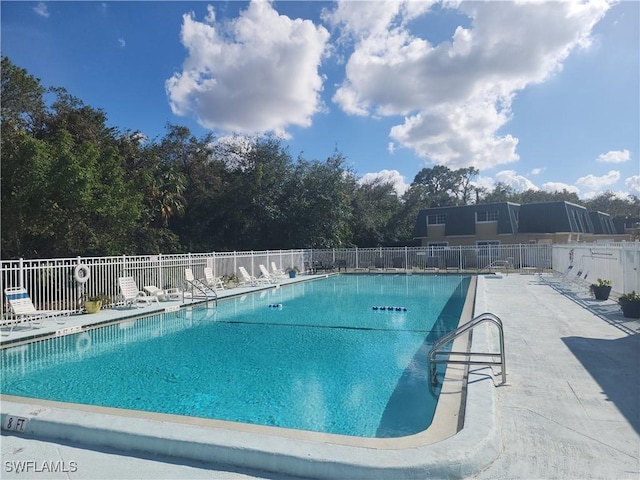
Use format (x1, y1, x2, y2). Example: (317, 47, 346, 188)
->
(372, 306, 408, 312)
(208, 319, 432, 333)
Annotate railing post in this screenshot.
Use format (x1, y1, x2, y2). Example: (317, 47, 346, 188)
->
(158, 253, 164, 289)
(19, 258, 24, 289)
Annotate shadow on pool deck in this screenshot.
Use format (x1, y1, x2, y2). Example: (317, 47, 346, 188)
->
(534, 276, 640, 336)
(562, 333, 640, 435)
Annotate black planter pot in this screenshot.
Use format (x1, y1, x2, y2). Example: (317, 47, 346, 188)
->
(619, 299, 640, 319)
(591, 285, 612, 301)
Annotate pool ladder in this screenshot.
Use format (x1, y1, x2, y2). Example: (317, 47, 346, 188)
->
(183, 278, 218, 308)
(428, 312, 506, 388)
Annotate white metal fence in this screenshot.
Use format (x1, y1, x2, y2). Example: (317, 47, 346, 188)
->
(307, 244, 552, 272)
(551, 242, 640, 297)
(0, 250, 305, 316)
(2, 242, 636, 317)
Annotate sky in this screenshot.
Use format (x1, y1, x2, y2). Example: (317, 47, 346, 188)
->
(2, 0, 639, 199)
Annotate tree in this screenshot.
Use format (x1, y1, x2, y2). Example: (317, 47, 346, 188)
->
(1, 61, 146, 258)
(285, 153, 356, 248)
(479, 182, 519, 204)
(585, 191, 639, 218)
(351, 180, 402, 247)
(1, 56, 46, 132)
(519, 189, 581, 205)
(406, 165, 480, 208)
(455, 167, 480, 205)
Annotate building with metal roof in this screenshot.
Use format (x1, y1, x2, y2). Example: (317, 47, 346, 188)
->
(413, 201, 631, 246)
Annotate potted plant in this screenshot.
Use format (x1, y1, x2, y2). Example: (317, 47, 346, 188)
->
(619, 291, 640, 319)
(84, 295, 104, 314)
(590, 278, 612, 301)
(222, 273, 239, 288)
(286, 266, 299, 278)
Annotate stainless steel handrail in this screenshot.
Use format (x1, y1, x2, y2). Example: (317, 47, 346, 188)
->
(183, 279, 218, 307)
(477, 259, 511, 275)
(428, 312, 506, 388)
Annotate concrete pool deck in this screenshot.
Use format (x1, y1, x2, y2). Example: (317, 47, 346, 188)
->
(2, 273, 639, 479)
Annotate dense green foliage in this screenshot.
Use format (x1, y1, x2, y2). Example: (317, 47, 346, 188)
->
(2, 57, 638, 259)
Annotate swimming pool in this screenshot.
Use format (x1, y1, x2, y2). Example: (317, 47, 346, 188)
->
(1, 274, 471, 438)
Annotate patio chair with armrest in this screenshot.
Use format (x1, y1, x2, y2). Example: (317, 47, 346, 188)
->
(203, 267, 225, 290)
(2, 287, 71, 334)
(238, 266, 260, 286)
(184, 268, 217, 298)
(258, 264, 279, 283)
(271, 262, 287, 279)
(118, 277, 157, 308)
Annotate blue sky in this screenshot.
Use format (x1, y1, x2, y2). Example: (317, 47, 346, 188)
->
(2, 1, 638, 198)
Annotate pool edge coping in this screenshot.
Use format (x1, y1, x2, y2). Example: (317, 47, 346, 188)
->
(1, 275, 502, 479)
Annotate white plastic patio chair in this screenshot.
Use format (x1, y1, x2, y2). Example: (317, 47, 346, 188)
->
(3, 287, 71, 334)
(203, 267, 225, 290)
(258, 264, 278, 283)
(238, 266, 260, 286)
(184, 268, 216, 298)
(118, 277, 157, 308)
(271, 262, 286, 279)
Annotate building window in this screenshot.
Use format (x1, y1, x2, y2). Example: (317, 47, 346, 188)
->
(476, 210, 498, 222)
(427, 214, 447, 225)
(477, 240, 500, 257)
(477, 240, 500, 247)
(573, 211, 586, 232)
(427, 242, 448, 256)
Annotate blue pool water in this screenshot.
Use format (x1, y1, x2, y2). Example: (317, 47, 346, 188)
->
(1, 274, 471, 438)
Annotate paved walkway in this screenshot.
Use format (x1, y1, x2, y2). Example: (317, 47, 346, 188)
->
(1, 273, 639, 479)
(472, 274, 639, 479)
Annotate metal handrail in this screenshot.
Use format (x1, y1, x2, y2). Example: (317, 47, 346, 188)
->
(428, 312, 506, 388)
(183, 279, 218, 307)
(478, 259, 511, 275)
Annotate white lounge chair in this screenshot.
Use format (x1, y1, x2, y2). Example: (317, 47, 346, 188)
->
(118, 277, 157, 308)
(258, 264, 278, 283)
(203, 267, 225, 290)
(238, 266, 260, 286)
(3, 287, 70, 333)
(271, 262, 286, 279)
(184, 268, 216, 298)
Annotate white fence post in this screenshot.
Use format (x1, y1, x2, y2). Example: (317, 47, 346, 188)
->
(19, 258, 24, 289)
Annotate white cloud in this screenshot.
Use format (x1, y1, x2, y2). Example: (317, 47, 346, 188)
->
(580, 191, 599, 201)
(166, 1, 330, 138)
(541, 182, 580, 194)
(597, 149, 631, 163)
(576, 170, 620, 190)
(626, 175, 640, 196)
(359, 169, 409, 195)
(472, 175, 496, 192)
(387, 142, 396, 154)
(33, 2, 49, 18)
(328, 0, 611, 169)
(530, 167, 545, 175)
(118, 38, 126, 48)
(495, 170, 539, 192)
